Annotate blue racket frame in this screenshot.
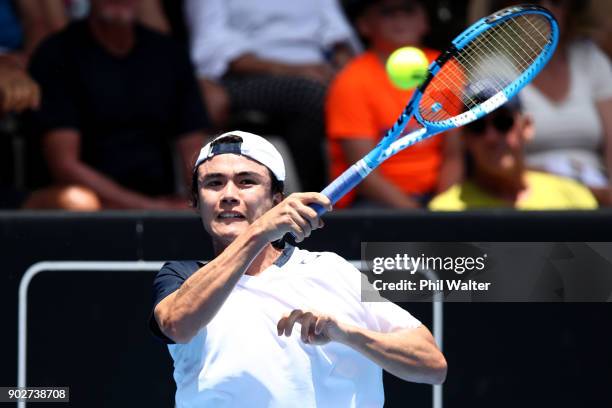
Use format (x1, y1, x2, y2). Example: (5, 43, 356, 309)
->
(313, 5, 559, 214)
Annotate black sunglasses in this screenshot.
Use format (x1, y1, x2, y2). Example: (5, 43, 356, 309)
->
(465, 113, 516, 135)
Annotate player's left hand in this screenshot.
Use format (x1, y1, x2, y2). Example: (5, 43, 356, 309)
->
(277, 309, 346, 345)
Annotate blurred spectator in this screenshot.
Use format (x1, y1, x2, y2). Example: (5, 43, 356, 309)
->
(485, 0, 612, 205)
(28, 0, 209, 210)
(0, 0, 169, 65)
(184, 0, 357, 192)
(1, 0, 169, 106)
(429, 90, 597, 210)
(1, 60, 99, 211)
(0, 0, 63, 67)
(326, 0, 462, 209)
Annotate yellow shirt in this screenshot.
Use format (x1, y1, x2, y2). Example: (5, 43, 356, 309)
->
(429, 171, 598, 210)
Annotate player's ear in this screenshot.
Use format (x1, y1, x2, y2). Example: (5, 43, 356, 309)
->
(273, 192, 283, 206)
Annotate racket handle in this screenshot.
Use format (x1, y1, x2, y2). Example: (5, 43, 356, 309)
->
(283, 160, 372, 243)
(312, 160, 372, 215)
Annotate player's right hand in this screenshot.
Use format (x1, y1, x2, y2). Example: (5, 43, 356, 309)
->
(254, 193, 332, 243)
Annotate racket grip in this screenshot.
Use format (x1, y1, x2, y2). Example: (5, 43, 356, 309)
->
(283, 161, 371, 243)
(280, 159, 372, 242)
(312, 160, 371, 215)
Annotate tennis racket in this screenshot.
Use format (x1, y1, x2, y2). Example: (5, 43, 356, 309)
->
(312, 4, 559, 214)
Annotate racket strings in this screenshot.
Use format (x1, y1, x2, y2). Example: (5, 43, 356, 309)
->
(418, 13, 552, 124)
(438, 14, 549, 116)
(456, 19, 540, 105)
(473, 21, 535, 82)
(452, 16, 546, 108)
(490, 17, 548, 71)
(463, 15, 549, 89)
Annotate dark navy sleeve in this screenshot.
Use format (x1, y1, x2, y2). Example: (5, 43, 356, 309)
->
(149, 261, 201, 344)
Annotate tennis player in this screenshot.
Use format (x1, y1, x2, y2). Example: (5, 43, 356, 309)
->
(150, 131, 446, 407)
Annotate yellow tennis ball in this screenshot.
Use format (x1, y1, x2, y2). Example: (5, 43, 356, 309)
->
(386, 47, 429, 90)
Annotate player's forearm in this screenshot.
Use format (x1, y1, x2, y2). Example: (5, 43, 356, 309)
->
(162, 225, 270, 342)
(337, 324, 447, 384)
(162, 193, 329, 343)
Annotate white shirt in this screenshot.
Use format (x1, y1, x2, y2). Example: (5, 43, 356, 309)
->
(184, 0, 355, 79)
(168, 247, 421, 408)
(521, 40, 612, 187)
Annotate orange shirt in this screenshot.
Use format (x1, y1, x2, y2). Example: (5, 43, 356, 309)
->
(326, 49, 444, 208)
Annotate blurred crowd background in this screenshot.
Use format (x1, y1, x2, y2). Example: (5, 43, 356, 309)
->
(1, 0, 611, 212)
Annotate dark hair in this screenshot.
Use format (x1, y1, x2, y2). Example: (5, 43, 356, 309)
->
(190, 163, 284, 208)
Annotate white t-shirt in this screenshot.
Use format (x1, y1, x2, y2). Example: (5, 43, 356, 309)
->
(184, 0, 355, 79)
(166, 246, 421, 408)
(521, 40, 612, 187)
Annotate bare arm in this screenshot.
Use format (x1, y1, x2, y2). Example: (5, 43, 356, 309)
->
(341, 324, 447, 384)
(229, 54, 289, 76)
(17, 0, 50, 56)
(339, 138, 421, 208)
(155, 223, 271, 343)
(39, 0, 68, 33)
(198, 78, 230, 128)
(17, 0, 67, 57)
(43, 129, 169, 209)
(278, 310, 447, 384)
(154, 193, 332, 343)
(229, 54, 335, 84)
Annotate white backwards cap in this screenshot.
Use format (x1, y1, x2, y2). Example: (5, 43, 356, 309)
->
(193, 130, 286, 182)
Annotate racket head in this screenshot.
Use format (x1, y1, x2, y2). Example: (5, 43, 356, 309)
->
(408, 5, 559, 135)
(319, 5, 559, 213)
